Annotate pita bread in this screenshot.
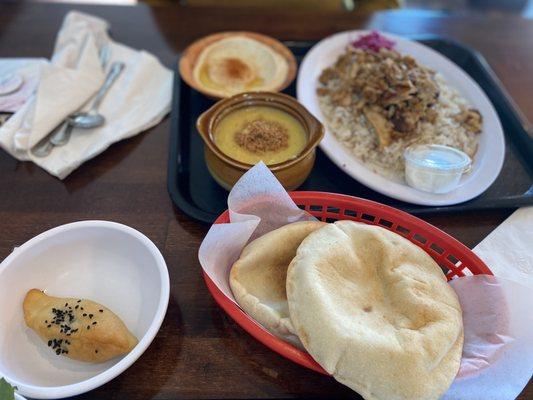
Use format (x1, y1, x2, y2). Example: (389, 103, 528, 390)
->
(287, 221, 463, 400)
(230, 221, 325, 347)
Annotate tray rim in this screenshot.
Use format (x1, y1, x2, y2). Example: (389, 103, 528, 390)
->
(167, 66, 218, 223)
(167, 35, 533, 224)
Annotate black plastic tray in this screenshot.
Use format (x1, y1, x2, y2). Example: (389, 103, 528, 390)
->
(168, 37, 533, 224)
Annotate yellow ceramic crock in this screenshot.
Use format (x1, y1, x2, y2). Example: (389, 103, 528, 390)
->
(196, 92, 324, 190)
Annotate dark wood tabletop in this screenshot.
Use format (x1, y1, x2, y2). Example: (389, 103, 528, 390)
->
(0, 1, 531, 399)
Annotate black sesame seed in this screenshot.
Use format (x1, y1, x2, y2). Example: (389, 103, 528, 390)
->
(83, 313, 87, 317)
(95, 350, 98, 354)
(56, 349, 61, 355)
(75, 305, 79, 309)
(47, 340, 52, 347)
(92, 321, 97, 325)
(99, 309, 103, 313)
(89, 314, 93, 319)
(65, 303, 68, 307)
(80, 307, 84, 310)
(47, 324, 51, 328)
(87, 325, 90, 330)
(77, 300, 81, 303)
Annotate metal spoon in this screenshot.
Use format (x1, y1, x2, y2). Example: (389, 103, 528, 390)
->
(49, 45, 112, 147)
(68, 61, 125, 129)
(49, 61, 124, 148)
(31, 48, 117, 157)
(31, 130, 57, 158)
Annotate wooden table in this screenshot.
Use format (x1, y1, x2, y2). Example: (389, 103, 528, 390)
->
(0, 2, 531, 399)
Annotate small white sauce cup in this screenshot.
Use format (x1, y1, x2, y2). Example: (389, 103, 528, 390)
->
(404, 144, 472, 194)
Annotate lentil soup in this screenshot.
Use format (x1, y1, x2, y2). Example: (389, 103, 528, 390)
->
(213, 106, 308, 165)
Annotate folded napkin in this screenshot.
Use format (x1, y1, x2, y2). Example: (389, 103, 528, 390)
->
(0, 11, 172, 179)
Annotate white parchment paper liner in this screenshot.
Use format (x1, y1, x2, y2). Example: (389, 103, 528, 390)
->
(198, 162, 533, 400)
(199, 162, 315, 300)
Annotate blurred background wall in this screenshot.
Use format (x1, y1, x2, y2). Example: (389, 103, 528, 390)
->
(37, 0, 533, 18)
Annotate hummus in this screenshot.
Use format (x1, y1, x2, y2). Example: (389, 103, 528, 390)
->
(193, 36, 289, 98)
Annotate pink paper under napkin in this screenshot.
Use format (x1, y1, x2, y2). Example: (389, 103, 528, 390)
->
(198, 162, 533, 400)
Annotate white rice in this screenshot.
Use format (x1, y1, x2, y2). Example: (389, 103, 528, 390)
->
(318, 74, 479, 183)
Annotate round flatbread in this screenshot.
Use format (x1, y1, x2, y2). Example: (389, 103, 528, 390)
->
(230, 221, 325, 347)
(287, 220, 463, 400)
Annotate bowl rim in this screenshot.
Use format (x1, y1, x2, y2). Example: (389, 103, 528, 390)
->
(0, 220, 170, 399)
(196, 91, 325, 171)
(179, 31, 298, 99)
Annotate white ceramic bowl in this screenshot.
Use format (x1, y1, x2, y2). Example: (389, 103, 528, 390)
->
(0, 221, 170, 399)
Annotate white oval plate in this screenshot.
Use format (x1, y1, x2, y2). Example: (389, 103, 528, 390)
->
(0, 221, 170, 399)
(297, 30, 505, 206)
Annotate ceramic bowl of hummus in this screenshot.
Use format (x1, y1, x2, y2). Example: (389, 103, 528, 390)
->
(196, 92, 324, 190)
(179, 31, 297, 99)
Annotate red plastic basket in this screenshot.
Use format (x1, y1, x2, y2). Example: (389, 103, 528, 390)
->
(203, 191, 492, 374)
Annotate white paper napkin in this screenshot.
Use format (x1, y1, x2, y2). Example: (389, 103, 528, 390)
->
(441, 206, 533, 399)
(473, 206, 533, 288)
(0, 11, 172, 179)
(444, 275, 533, 400)
(198, 163, 533, 400)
